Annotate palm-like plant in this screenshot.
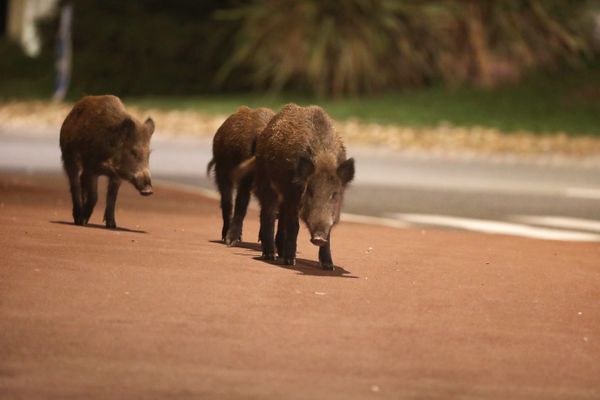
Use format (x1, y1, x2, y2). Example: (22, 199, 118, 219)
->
(215, 0, 598, 97)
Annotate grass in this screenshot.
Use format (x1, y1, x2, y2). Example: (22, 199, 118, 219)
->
(125, 68, 600, 136)
(1, 57, 599, 136)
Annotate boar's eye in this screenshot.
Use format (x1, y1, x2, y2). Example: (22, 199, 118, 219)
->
(306, 187, 314, 198)
(129, 149, 142, 160)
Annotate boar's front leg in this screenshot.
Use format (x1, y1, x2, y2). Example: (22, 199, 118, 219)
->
(318, 233, 334, 270)
(226, 172, 253, 246)
(64, 159, 84, 225)
(80, 171, 98, 224)
(259, 203, 278, 260)
(280, 201, 300, 266)
(275, 207, 285, 258)
(104, 177, 121, 229)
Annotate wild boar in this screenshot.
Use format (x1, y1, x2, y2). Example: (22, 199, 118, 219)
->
(253, 103, 354, 270)
(207, 106, 274, 246)
(59, 95, 155, 229)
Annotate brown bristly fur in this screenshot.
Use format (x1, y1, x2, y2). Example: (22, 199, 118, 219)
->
(254, 103, 355, 269)
(209, 106, 274, 245)
(60, 95, 155, 229)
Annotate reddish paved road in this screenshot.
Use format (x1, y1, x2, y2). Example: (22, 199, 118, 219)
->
(1, 173, 599, 399)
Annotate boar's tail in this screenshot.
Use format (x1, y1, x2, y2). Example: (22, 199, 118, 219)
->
(232, 156, 256, 183)
(206, 158, 216, 177)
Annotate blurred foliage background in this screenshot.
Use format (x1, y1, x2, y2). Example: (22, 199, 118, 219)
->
(11, 0, 600, 97)
(1, 0, 600, 135)
(216, 0, 599, 96)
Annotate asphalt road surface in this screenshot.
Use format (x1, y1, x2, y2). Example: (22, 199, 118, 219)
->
(1, 173, 599, 399)
(2, 126, 600, 242)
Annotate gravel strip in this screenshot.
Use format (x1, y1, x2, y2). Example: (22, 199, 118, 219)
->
(2, 100, 599, 158)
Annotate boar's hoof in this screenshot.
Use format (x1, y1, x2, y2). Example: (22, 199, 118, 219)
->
(320, 262, 335, 271)
(73, 213, 84, 225)
(225, 231, 242, 247)
(260, 253, 277, 261)
(283, 257, 296, 266)
(105, 220, 117, 229)
(226, 238, 240, 247)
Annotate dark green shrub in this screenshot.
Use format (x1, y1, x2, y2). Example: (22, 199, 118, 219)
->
(40, 0, 241, 97)
(0, 38, 54, 98)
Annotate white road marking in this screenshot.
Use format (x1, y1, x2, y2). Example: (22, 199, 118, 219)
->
(565, 188, 600, 200)
(390, 213, 600, 242)
(512, 215, 600, 233)
(151, 180, 600, 242)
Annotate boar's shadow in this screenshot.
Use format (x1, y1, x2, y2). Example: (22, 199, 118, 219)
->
(50, 220, 147, 234)
(209, 239, 262, 252)
(210, 239, 357, 278)
(253, 256, 357, 278)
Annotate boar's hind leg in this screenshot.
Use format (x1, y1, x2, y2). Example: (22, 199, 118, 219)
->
(257, 181, 278, 260)
(318, 232, 334, 270)
(216, 170, 233, 242)
(64, 159, 84, 225)
(80, 171, 98, 224)
(225, 172, 253, 246)
(104, 177, 121, 229)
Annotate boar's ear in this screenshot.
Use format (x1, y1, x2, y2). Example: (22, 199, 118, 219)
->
(144, 117, 155, 136)
(337, 158, 355, 185)
(294, 155, 315, 184)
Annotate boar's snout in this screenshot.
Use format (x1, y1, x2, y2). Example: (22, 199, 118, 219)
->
(310, 233, 328, 247)
(306, 217, 333, 247)
(131, 169, 153, 196)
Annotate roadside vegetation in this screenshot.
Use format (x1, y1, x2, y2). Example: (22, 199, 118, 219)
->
(1, 0, 599, 152)
(125, 66, 600, 136)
